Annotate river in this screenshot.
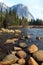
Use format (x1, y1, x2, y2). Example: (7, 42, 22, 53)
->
(16, 28, 43, 50)
(1, 27, 43, 50)
(23, 28, 43, 50)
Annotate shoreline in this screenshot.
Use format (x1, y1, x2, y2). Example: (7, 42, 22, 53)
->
(8, 25, 43, 28)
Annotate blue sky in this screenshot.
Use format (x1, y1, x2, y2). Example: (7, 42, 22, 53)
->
(0, 0, 43, 20)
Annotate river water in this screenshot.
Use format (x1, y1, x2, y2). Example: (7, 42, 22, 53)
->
(4, 27, 43, 50)
(9, 27, 43, 50)
(19, 28, 43, 50)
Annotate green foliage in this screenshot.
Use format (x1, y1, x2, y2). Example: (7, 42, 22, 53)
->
(29, 19, 43, 25)
(0, 8, 43, 28)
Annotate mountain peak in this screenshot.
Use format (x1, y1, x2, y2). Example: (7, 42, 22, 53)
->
(11, 3, 34, 20)
(0, 3, 34, 21)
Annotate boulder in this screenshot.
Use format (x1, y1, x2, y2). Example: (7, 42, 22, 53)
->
(6, 38, 18, 43)
(19, 42, 27, 48)
(41, 63, 43, 65)
(6, 39, 14, 43)
(15, 30, 21, 34)
(13, 38, 18, 42)
(1, 28, 15, 33)
(17, 50, 26, 58)
(18, 58, 25, 65)
(14, 47, 22, 51)
(9, 30, 15, 33)
(25, 35, 31, 39)
(28, 57, 38, 65)
(2, 54, 19, 65)
(27, 44, 38, 53)
(27, 35, 31, 39)
(36, 36, 40, 40)
(33, 50, 43, 62)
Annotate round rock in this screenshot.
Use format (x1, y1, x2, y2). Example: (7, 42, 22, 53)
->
(17, 50, 26, 58)
(14, 47, 22, 51)
(28, 57, 38, 65)
(27, 44, 38, 53)
(18, 58, 25, 65)
(19, 42, 27, 48)
(15, 30, 21, 34)
(36, 36, 40, 40)
(41, 63, 43, 65)
(2, 54, 19, 65)
(33, 50, 43, 62)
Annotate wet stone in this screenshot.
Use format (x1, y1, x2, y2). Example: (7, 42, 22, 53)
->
(19, 42, 27, 48)
(16, 50, 26, 58)
(27, 44, 38, 53)
(28, 57, 38, 65)
(33, 50, 43, 62)
(2, 54, 19, 65)
(14, 47, 22, 51)
(36, 36, 40, 40)
(41, 63, 43, 65)
(18, 58, 25, 65)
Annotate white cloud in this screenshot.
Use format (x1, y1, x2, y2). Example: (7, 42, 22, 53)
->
(0, 0, 3, 2)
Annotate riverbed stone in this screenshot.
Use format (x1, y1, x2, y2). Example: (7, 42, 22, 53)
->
(27, 44, 38, 53)
(33, 50, 43, 62)
(18, 58, 25, 65)
(15, 30, 21, 34)
(6, 39, 15, 43)
(19, 42, 27, 48)
(36, 36, 40, 40)
(16, 50, 26, 58)
(41, 63, 43, 65)
(15, 34, 19, 37)
(1, 28, 15, 33)
(28, 57, 38, 65)
(25, 35, 31, 39)
(6, 38, 18, 43)
(2, 54, 19, 65)
(14, 47, 22, 51)
(27, 35, 31, 39)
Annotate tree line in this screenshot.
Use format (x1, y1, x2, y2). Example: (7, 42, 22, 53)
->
(0, 8, 43, 28)
(29, 19, 43, 25)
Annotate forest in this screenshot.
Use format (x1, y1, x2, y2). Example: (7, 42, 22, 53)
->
(0, 8, 43, 28)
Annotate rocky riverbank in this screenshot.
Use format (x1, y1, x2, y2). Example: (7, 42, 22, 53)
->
(0, 28, 43, 65)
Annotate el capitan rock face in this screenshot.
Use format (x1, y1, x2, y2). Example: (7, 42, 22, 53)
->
(11, 4, 34, 21)
(0, 2, 34, 21)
